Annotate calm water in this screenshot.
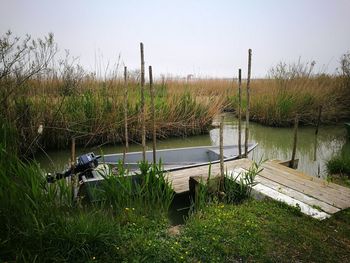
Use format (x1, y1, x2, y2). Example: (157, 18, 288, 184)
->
(36, 113, 349, 179)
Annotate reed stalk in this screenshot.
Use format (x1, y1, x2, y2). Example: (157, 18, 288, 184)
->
(238, 68, 242, 158)
(245, 49, 252, 157)
(123, 66, 129, 164)
(140, 42, 146, 161)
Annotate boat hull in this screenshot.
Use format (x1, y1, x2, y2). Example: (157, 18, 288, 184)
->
(102, 143, 258, 173)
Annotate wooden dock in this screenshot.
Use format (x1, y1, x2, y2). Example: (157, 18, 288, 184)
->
(165, 158, 350, 220)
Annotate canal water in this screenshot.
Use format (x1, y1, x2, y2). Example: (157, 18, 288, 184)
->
(36, 113, 348, 179)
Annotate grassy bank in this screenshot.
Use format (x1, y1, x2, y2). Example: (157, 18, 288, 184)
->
(181, 200, 350, 262)
(1, 120, 350, 261)
(326, 140, 350, 186)
(0, 119, 174, 261)
(327, 154, 350, 176)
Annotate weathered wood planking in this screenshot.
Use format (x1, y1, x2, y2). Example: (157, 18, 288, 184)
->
(164, 158, 350, 219)
(227, 168, 330, 220)
(165, 158, 251, 193)
(260, 164, 350, 208)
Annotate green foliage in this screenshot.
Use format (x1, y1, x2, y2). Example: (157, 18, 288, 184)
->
(0, 125, 175, 261)
(223, 161, 261, 203)
(327, 154, 350, 175)
(95, 161, 174, 216)
(191, 161, 261, 213)
(1, 128, 350, 263)
(182, 200, 350, 262)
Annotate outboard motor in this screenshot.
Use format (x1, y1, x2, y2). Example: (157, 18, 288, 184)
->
(47, 152, 101, 183)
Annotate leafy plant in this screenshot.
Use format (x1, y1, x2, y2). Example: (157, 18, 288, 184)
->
(326, 154, 350, 176)
(223, 161, 262, 203)
(96, 161, 174, 216)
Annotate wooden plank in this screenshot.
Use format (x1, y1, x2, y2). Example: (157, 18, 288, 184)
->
(228, 168, 330, 220)
(259, 166, 349, 209)
(254, 174, 340, 214)
(166, 158, 350, 212)
(262, 163, 350, 200)
(260, 165, 350, 206)
(262, 162, 350, 198)
(166, 159, 253, 193)
(266, 161, 350, 195)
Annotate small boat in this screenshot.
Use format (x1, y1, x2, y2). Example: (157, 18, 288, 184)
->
(48, 143, 258, 200)
(102, 143, 258, 173)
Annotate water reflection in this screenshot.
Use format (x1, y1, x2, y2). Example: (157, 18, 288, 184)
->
(36, 113, 348, 178)
(210, 114, 347, 178)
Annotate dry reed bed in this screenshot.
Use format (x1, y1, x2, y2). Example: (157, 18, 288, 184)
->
(166, 76, 350, 127)
(5, 74, 349, 156)
(7, 79, 225, 154)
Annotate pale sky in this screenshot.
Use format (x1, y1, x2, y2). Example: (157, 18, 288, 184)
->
(1, 0, 349, 78)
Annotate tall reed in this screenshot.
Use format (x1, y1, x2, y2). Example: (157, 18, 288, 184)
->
(0, 120, 175, 261)
(94, 161, 174, 216)
(2, 31, 349, 157)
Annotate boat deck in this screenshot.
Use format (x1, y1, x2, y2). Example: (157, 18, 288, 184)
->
(165, 158, 350, 220)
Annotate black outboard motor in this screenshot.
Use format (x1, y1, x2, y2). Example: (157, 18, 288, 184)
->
(47, 152, 101, 183)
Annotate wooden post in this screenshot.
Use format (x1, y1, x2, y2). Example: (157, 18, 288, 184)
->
(140, 42, 146, 162)
(149, 65, 156, 164)
(238, 68, 242, 158)
(220, 115, 224, 177)
(123, 66, 129, 165)
(71, 137, 76, 201)
(245, 49, 252, 157)
(71, 137, 76, 168)
(315, 105, 322, 136)
(313, 106, 322, 161)
(290, 115, 299, 168)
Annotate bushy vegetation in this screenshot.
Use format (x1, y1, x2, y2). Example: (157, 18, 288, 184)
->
(327, 141, 350, 178)
(93, 161, 174, 215)
(0, 31, 223, 157)
(327, 154, 350, 176)
(229, 59, 350, 126)
(0, 118, 175, 262)
(1, 119, 350, 261)
(2, 31, 350, 158)
(191, 162, 261, 211)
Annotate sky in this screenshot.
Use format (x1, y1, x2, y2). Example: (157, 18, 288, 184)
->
(1, 0, 349, 78)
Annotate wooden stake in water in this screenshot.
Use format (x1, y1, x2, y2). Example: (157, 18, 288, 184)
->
(245, 49, 252, 157)
(149, 65, 157, 164)
(220, 115, 224, 177)
(71, 137, 76, 169)
(313, 106, 322, 161)
(290, 115, 299, 168)
(70, 137, 76, 200)
(238, 68, 242, 158)
(140, 42, 146, 162)
(123, 66, 129, 165)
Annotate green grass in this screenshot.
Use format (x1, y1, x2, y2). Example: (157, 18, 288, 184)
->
(2, 117, 350, 262)
(181, 200, 350, 262)
(327, 154, 350, 176)
(95, 161, 175, 216)
(0, 118, 178, 262)
(326, 135, 350, 177)
(1, 150, 350, 262)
